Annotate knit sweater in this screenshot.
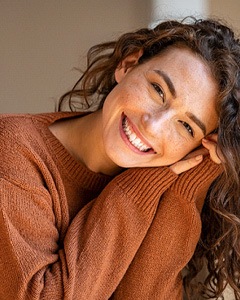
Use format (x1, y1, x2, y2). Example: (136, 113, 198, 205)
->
(0, 112, 222, 300)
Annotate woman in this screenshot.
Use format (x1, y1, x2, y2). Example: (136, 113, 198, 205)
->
(0, 18, 239, 299)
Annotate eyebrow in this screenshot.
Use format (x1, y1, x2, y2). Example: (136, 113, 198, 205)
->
(186, 112, 206, 136)
(153, 69, 176, 98)
(154, 69, 207, 136)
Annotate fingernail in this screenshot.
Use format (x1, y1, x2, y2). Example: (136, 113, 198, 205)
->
(202, 138, 208, 143)
(195, 155, 203, 160)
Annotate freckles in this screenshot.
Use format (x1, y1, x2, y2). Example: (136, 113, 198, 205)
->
(165, 133, 184, 155)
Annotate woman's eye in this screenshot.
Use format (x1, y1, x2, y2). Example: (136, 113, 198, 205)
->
(179, 121, 194, 137)
(152, 83, 164, 101)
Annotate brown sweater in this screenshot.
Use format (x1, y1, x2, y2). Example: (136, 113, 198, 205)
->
(0, 112, 222, 300)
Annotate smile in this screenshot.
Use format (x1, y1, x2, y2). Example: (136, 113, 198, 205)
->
(122, 115, 154, 153)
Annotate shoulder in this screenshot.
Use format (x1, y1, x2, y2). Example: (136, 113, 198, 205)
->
(0, 112, 81, 146)
(0, 112, 81, 132)
(0, 111, 85, 178)
(0, 112, 80, 182)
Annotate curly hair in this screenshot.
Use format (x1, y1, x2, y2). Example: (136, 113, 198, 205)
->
(185, 74, 240, 297)
(58, 17, 240, 299)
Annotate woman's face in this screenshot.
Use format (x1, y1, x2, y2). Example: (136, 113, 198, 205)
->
(101, 46, 218, 169)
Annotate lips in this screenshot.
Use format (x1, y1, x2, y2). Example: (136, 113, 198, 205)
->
(122, 114, 155, 153)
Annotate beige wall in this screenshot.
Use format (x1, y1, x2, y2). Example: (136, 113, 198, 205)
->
(0, 0, 150, 113)
(208, 0, 240, 33)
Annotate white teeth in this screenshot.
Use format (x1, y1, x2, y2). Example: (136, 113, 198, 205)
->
(122, 117, 151, 152)
(129, 133, 137, 142)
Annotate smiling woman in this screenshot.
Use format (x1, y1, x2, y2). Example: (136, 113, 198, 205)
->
(0, 17, 240, 300)
(98, 45, 218, 170)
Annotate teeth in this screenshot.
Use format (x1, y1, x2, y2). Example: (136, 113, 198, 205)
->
(129, 133, 137, 142)
(123, 117, 151, 152)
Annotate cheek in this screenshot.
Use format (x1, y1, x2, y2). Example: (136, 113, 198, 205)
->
(169, 139, 187, 157)
(163, 131, 198, 161)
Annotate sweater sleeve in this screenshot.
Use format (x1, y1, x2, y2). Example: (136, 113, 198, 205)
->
(0, 166, 177, 300)
(110, 156, 223, 300)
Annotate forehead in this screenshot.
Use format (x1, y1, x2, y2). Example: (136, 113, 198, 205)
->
(145, 46, 218, 94)
(148, 46, 211, 77)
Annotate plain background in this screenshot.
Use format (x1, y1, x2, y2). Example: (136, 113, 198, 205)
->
(0, 0, 240, 113)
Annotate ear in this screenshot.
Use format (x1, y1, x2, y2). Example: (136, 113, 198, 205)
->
(114, 50, 143, 83)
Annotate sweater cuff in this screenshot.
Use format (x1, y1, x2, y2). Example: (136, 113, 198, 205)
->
(170, 156, 223, 202)
(114, 167, 178, 213)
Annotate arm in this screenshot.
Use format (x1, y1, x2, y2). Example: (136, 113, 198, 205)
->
(0, 167, 177, 300)
(110, 157, 223, 300)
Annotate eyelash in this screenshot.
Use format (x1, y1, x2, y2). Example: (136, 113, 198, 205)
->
(152, 83, 164, 101)
(151, 82, 194, 138)
(179, 121, 194, 137)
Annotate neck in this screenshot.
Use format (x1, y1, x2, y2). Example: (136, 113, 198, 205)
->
(71, 110, 123, 176)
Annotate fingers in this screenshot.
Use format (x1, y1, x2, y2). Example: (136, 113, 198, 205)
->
(170, 133, 223, 175)
(169, 155, 203, 175)
(202, 134, 223, 164)
(183, 147, 208, 159)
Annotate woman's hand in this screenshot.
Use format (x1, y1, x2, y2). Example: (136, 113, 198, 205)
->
(170, 134, 223, 175)
(202, 134, 223, 164)
(169, 148, 206, 175)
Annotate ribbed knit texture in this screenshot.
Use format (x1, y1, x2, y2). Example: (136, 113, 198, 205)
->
(0, 112, 222, 300)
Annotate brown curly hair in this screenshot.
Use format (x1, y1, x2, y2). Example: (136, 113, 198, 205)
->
(58, 17, 240, 299)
